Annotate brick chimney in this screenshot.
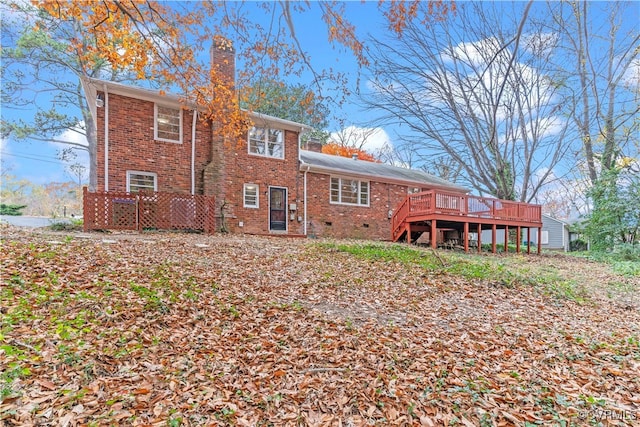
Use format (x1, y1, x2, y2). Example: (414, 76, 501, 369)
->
(210, 36, 235, 87)
(302, 140, 323, 153)
(204, 36, 237, 230)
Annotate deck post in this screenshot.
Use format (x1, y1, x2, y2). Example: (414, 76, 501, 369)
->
(527, 228, 531, 254)
(406, 223, 412, 244)
(477, 223, 482, 253)
(463, 222, 469, 253)
(431, 219, 437, 249)
(492, 224, 497, 254)
(504, 225, 509, 253)
(516, 226, 521, 253)
(537, 227, 542, 254)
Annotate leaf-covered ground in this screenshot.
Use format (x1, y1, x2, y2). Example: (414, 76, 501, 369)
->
(1, 225, 639, 426)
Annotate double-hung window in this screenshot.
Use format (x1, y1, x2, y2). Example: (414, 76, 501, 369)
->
(330, 177, 369, 206)
(127, 171, 157, 193)
(248, 126, 284, 159)
(155, 104, 182, 143)
(243, 184, 259, 208)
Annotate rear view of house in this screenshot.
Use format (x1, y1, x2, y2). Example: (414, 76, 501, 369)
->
(82, 39, 542, 249)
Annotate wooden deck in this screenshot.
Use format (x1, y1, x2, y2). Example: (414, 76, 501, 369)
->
(391, 190, 543, 254)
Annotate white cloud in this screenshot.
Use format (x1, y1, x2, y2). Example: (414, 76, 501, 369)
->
(441, 38, 508, 68)
(330, 126, 392, 153)
(622, 58, 639, 88)
(521, 32, 558, 57)
(53, 123, 89, 149)
(50, 123, 90, 173)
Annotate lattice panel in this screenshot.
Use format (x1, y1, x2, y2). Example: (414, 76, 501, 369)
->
(83, 189, 215, 233)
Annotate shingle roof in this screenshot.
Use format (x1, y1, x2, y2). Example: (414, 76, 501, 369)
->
(299, 150, 468, 193)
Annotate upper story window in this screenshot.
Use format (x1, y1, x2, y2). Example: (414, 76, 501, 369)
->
(248, 126, 284, 159)
(155, 104, 182, 143)
(127, 171, 157, 192)
(330, 177, 369, 206)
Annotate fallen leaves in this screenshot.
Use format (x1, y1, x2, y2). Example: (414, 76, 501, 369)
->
(1, 226, 638, 425)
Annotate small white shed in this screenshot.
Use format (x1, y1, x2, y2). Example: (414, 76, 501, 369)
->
(480, 214, 571, 251)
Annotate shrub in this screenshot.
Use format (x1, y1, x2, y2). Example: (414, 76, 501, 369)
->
(570, 239, 588, 252)
(0, 204, 27, 216)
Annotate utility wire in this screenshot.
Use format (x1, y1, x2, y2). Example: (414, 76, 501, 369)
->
(1, 151, 65, 165)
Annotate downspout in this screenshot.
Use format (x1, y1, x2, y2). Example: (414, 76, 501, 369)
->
(298, 127, 308, 236)
(103, 84, 109, 192)
(304, 165, 310, 236)
(191, 109, 198, 195)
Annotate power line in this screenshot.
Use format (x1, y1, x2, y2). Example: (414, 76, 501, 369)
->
(8, 150, 63, 161)
(1, 151, 65, 165)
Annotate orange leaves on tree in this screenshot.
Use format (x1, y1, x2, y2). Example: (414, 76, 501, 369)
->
(321, 143, 379, 162)
(29, 0, 457, 149)
(382, 0, 457, 35)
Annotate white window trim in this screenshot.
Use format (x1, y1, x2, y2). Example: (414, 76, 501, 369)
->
(248, 126, 284, 159)
(126, 170, 157, 193)
(243, 183, 259, 208)
(154, 103, 183, 143)
(541, 230, 549, 245)
(330, 176, 370, 207)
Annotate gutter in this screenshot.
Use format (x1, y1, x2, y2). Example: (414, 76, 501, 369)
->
(298, 161, 469, 194)
(303, 165, 310, 236)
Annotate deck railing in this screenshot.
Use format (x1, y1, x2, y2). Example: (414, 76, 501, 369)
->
(83, 188, 216, 233)
(392, 190, 542, 240)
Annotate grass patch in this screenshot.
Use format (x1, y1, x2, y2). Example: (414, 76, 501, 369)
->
(570, 244, 640, 277)
(318, 242, 588, 302)
(48, 218, 84, 231)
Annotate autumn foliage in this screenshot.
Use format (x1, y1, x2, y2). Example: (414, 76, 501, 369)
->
(28, 0, 456, 146)
(321, 143, 379, 162)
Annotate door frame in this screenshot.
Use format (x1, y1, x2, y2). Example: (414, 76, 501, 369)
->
(268, 186, 288, 232)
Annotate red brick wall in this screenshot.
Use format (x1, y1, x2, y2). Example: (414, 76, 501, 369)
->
(95, 88, 442, 240)
(96, 93, 211, 194)
(221, 129, 305, 235)
(305, 172, 412, 240)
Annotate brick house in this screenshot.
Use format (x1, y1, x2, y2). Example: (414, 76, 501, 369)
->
(82, 41, 470, 240)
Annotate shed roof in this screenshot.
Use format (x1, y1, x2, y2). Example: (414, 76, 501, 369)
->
(299, 150, 468, 193)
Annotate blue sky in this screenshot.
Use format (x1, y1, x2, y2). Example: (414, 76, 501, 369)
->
(0, 1, 386, 186)
(1, 1, 637, 195)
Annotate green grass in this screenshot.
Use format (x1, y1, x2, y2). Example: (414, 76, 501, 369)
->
(48, 218, 83, 231)
(569, 244, 640, 277)
(317, 242, 588, 302)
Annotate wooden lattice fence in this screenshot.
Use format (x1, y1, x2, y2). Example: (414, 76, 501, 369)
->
(83, 188, 216, 233)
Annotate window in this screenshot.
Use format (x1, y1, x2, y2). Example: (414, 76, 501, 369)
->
(541, 230, 549, 245)
(243, 184, 259, 208)
(330, 177, 369, 206)
(127, 171, 157, 192)
(248, 126, 284, 158)
(155, 104, 182, 143)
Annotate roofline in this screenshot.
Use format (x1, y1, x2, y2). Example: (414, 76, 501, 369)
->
(84, 77, 312, 132)
(299, 159, 468, 193)
(542, 213, 571, 226)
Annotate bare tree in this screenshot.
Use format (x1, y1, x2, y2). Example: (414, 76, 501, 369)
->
(329, 125, 380, 151)
(550, 1, 639, 185)
(363, 1, 571, 202)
